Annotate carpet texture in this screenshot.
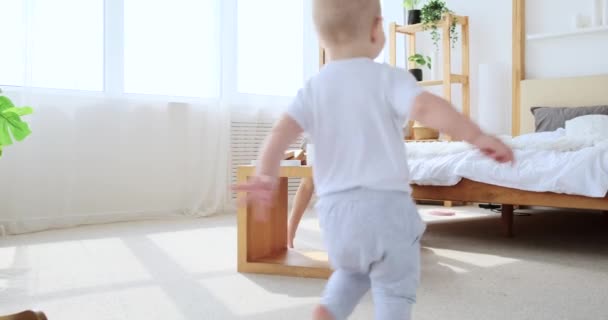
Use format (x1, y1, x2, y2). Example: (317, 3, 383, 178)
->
(1, 206, 607, 319)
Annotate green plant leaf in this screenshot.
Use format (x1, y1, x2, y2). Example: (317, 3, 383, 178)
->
(403, 0, 420, 10)
(3, 106, 33, 117)
(0, 96, 15, 111)
(0, 96, 34, 147)
(421, 0, 458, 50)
(409, 53, 432, 68)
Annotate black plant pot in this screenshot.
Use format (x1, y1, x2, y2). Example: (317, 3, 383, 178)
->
(409, 69, 423, 81)
(408, 9, 421, 25)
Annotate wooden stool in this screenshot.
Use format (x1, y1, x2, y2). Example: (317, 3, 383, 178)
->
(237, 166, 331, 279)
(0, 311, 48, 320)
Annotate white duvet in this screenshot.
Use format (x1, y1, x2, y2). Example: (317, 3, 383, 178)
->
(407, 129, 608, 198)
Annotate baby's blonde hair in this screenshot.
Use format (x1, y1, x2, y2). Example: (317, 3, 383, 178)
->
(314, 0, 381, 46)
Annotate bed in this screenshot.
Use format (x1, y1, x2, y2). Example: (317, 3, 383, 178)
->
(408, 128, 608, 198)
(409, 1, 608, 235)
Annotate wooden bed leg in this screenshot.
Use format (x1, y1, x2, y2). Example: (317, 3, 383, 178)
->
(501, 205, 515, 238)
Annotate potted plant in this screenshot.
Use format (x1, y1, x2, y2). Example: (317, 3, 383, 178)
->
(408, 54, 431, 82)
(421, 0, 458, 50)
(0, 90, 33, 158)
(403, 0, 423, 25)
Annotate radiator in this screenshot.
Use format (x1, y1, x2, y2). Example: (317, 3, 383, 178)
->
(230, 118, 304, 201)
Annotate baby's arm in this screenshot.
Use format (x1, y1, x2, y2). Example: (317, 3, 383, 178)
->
(257, 114, 303, 177)
(410, 92, 514, 163)
(233, 114, 303, 218)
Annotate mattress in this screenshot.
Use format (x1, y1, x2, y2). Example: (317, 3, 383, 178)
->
(407, 130, 608, 198)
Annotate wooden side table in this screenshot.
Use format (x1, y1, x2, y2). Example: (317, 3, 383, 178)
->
(236, 166, 331, 279)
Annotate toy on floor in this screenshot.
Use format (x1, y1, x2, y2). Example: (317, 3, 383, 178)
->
(428, 210, 456, 216)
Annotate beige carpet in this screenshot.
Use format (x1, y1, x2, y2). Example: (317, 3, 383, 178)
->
(1, 206, 607, 320)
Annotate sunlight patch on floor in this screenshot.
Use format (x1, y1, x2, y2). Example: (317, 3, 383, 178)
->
(147, 227, 236, 274)
(0, 246, 16, 269)
(429, 248, 519, 268)
(199, 274, 318, 317)
(437, 262, 469, 274)
(37, 285, 187, 320)
(28, 238, 152, 295)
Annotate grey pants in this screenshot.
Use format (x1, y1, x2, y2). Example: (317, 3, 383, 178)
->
(316, 189, 426, 320)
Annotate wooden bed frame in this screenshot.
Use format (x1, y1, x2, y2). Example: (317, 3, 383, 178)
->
(237, 0, 608, 279)
(414, 0, 608, 236)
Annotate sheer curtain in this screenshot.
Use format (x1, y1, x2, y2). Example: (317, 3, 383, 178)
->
(0, 0, 318, 234)
(0, 0, 403, 235)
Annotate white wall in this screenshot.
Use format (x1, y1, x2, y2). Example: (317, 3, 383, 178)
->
(405, 0, 513, 135)
(526, 0, 608, 79)
(396, 0, 608, 135)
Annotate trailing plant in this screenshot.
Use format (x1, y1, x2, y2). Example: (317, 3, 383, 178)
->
(421, 0, 459, 50)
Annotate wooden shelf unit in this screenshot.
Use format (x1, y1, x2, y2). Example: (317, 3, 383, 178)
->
(389, 14, 471, 140)
(391, 14, 470, 207)
(395, 15, 468, 35)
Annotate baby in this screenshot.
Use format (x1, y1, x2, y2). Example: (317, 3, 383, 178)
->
(235, 0, 514, 319)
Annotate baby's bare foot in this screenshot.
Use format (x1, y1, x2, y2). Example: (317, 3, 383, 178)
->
(313, 305, 334, 320)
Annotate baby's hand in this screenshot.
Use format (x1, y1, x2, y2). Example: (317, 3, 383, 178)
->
(471, 134, 515, 164)
(232, 175, 277, 221)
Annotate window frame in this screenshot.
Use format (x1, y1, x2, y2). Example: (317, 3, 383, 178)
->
(1, 0, 318, 104)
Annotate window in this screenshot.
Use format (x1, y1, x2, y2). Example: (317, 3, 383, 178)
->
(124, 0, 219, 97)
(31, 0, 104, 91)
(237, 0, 304, 97)
(0, 0, 104, 90)
(0, 0, 323, 100)
(0, 0, 25, 86)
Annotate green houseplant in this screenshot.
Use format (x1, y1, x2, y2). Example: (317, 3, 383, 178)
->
(403, 0, 423, 25)
(408, 54, 431, 81)
(0, 90, 33, 157)
(421, 0, 458, 50)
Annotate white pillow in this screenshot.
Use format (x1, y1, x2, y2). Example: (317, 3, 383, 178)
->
(565, 115, 608, 140)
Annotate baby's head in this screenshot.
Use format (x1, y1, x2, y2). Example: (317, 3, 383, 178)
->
(314, 0, 384, 59)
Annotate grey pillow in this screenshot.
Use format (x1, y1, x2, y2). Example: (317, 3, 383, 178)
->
(531, 105, 608, 132)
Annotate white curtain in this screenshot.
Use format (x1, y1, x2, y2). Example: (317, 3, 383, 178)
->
(0, 0, 317, 234)
(0, 0, 403, 235)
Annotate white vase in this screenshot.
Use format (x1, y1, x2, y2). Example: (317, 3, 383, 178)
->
(592, 0, 602, 26)
(603, 0, 608, 26)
